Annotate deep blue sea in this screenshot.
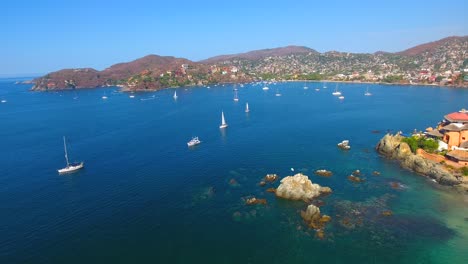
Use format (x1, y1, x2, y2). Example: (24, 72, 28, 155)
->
(1, 78, 467, 263)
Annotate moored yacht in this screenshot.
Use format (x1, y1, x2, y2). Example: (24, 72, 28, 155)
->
(58, 136, 84, 174)
(187, 136, 201, 147)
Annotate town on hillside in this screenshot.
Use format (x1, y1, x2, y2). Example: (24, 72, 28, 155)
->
(415, 109, 468, 171)
(31, 36, 468, 91)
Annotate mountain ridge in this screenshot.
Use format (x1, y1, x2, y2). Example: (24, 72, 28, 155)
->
(31, 35, 468, 91)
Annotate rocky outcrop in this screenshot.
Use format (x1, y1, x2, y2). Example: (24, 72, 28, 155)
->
(376, 134, 461, 186)
(275, 173, 332, 201)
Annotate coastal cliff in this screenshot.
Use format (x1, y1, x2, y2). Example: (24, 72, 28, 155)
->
(376, 134, 463, 187)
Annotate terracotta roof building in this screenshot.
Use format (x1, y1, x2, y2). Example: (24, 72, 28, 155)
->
(446, 149, 468, 165)
(444, 109, 468, 123)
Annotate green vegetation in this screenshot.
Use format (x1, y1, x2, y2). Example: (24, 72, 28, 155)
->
(461, 167, 468, 176)
(296, 73, 323, 80)
(401, 136, 439, 153)
(382, 75, 403, 83)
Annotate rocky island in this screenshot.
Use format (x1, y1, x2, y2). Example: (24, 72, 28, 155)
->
(376, 109, 468, 192)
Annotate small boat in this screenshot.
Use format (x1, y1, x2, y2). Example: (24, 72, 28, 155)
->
(304, 86, 308, 90)
(1, 99, 7, 103)
(219, 111, 228, 129)
(58, 136, 84, 174)
(262, 86, 269, 91)
(337, 140, 351, 150)
(245, 102, 250, 113)
(315, 88, 320, 91)
(187, 136, 201, 147)
(332, 85, 341, 96)
(275, 89, 282, 96)
(234, 90, 239, 101)
(338, 96, 345, 100)
(102, 96, 108, 100)
(173, 90, 178, 99)
(129, 95, 135, 98)
(364, 87, 372, 96)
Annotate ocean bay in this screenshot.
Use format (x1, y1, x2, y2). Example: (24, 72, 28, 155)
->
(0, 79, 467, 263)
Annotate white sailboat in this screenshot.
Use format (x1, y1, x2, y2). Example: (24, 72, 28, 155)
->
(173, 90, 178, 99)
(364, 86, 372, 96)
(234, 90, 239, 101)
(262, 86, 269, 91)
(58, 136, 84, 174)
(245, 102, 250, 113)
(332, 85, 341, 96)
(219, 111, 228, 128)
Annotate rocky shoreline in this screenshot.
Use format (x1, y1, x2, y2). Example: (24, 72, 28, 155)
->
(376, 134, 468, 192)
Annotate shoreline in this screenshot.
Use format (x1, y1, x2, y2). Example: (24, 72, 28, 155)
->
(376, 134, 468, 193)
(28, 78, 468, 92)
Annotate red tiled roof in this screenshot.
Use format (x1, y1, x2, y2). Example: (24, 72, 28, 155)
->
(444, 112, 468, 122)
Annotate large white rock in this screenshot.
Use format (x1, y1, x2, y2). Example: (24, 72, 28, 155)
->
(275, 173, 330, 200)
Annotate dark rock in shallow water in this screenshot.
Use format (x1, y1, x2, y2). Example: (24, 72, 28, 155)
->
(378, 215, 455, 240)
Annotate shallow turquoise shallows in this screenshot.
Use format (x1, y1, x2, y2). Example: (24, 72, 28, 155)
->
(1, 78, 467, 264)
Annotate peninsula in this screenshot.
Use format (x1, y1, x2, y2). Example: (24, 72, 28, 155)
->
(376, 109, 468, 192)
(31, 36, 468, 91)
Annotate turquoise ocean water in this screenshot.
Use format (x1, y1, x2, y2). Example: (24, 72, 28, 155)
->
(0, 78, 467, 263)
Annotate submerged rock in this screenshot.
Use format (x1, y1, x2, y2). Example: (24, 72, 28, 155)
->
(266, 187, 276, 193)
(276, 173, 332, 201)
(348, 175, 364, 183)
(381, 210, 393, 217)
(229, 178, 240, 187)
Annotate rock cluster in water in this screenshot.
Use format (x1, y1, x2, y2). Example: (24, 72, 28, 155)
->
(245, 197, 267, 206)
(314, 169, 333, 177)
(275, 173, 332, 201)
(376, 134, 461, 186)
(300, 204, 332, 238)
(348, 175, 364, 183)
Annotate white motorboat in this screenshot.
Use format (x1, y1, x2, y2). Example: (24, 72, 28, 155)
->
(187, 136, 201, 147)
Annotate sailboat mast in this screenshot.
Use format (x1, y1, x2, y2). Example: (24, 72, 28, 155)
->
(63, 136, 70, 166)
(221, 111, 225, 125)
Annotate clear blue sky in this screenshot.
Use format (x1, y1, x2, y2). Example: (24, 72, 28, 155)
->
(2, 0, 467, 76)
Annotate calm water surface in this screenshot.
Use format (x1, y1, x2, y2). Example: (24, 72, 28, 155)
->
(0, 79, 467, 263)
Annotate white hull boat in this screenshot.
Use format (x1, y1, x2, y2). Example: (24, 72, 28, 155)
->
(58, 136, 84, 174)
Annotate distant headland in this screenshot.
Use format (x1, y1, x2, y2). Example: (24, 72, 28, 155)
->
(376, 109, 468, 192)
(31, 36, 468, 91)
